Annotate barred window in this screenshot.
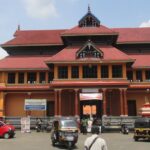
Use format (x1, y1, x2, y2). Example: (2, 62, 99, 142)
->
(18, 72, 24, 84)
(71, 66, 79, 78)
(112, 65, 122, 78)
(145, 70, 150, 80)
(58, 66, 68, 79)
(101, 65, 108, 78)
(83, 65, 97, 78)
(7, 72, 15, 84)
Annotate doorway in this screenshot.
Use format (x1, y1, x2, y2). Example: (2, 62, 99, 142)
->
(47, 101, 54, 116)
(127, 100, 137, 116)
(80, 100, 102, 119)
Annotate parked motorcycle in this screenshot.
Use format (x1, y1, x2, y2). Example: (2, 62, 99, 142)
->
(121, 124, 129, 134)
(35, 118, 52, 132)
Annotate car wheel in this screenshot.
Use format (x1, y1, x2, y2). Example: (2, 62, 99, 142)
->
(52, 140, 56, 146)
(134, 137, 138, 141)
(4, 133, 10, 139)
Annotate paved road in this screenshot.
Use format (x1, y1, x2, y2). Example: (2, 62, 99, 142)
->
(0, 131, 149, 150)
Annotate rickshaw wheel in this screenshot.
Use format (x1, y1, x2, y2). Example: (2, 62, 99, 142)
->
(134, 137, 139, 141)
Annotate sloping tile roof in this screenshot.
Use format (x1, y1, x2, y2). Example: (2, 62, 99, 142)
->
(0, 55, 51, 70)
(61, 25, 118, 36)
(129, 54, 150, 68)
(113, 27, 150, 43)
(2, 29, 66, 46)
(46, 45, 133, 63)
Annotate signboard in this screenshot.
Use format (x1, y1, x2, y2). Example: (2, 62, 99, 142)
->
(21, 117, 30, 133)
(24, 99, 47, 111)
(80, 93, 103, 100)
(82, 88, 99, 93)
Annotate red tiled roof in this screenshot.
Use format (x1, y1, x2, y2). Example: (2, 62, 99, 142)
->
(129, 54, 150, 68)
(62, 25, 118, 36)
(0, 56, 52, 70)
(113, 27, 150, 43)
(2, 29, 66, 46)
(46, 45, 133, 63)
(50, 80, 129, 88)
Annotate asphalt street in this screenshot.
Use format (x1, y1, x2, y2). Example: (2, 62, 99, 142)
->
(0, 131, 149, 150)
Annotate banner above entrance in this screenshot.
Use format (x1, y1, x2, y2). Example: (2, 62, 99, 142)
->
(80, 93, 102, 100)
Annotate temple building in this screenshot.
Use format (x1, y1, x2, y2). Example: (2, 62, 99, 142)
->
(0, 7, 150, 118)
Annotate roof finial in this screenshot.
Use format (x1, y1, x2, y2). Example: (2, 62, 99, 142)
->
(88, 4, 91, 13)
(17, 24, 20, 31)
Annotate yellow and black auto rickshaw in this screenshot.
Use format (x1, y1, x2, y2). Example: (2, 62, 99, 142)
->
(133, 117, 150, 141)
(51, 117, 79, 148)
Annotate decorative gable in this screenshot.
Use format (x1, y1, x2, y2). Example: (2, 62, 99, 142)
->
(77, 40, 103, 59)
(79, 6, 100, 27)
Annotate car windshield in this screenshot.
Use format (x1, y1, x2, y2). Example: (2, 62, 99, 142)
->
(60, 120, 77, 128)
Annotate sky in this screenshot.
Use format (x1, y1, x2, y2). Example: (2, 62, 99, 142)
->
(0, 0, 150, 59)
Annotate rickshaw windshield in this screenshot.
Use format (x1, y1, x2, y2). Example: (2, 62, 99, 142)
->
(134, 118, 150, 128)
(60, 120, 77, 128)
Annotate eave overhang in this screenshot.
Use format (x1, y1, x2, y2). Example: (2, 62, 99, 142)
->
(50, 80, 129, 88)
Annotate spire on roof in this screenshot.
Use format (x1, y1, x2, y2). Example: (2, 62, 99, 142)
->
(17, 24, 21, 31)
(79, 6, 100, 27)
(88, 4, 91, 13)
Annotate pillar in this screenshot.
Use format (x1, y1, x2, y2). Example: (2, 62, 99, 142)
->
(142, 70, 146, 81)
(0, 92, 5, 117)
(108, 64, 112, 79)
(54, 90, 58, 116)
(79, 64, 82, 79)
(133, 70, 136, 82)
(25, 72, 28, 84)
(123, 89, 128, 116)
(74, 89, 79, 116)
(102, 89, 107, 116)
(54, 65, 58, 79)
(97, 64, 101, 79)
(37, 72, 40, 83)
(123, 64, 126, 79)
(119, 89, 124, 116)
(15, 72, 18, 84)
(58, 89, 62, 116)
(45, 72, 49, 83)
(68, 65, 71, 79)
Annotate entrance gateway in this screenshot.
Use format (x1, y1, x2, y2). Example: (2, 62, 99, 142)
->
(80, 89, 103, 119)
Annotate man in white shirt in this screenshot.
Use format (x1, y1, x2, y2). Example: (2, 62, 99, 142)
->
(84, 127, 108, 150)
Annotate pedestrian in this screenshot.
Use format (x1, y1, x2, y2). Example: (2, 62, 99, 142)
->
(81, 118, 88, 134)
(84, 126, 108, 150)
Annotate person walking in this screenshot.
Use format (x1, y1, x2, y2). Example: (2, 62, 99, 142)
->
(84, 126, 108, 150)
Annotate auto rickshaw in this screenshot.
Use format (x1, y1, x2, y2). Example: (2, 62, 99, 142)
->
(51, 117, 79, 148)
(133, 117, 150, 141)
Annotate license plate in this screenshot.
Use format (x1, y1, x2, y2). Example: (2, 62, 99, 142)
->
(66, 136, 74, 141)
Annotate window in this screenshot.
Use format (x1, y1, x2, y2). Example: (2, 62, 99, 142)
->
(71, 66, 79, 78)
(127, 70, 133, 81)
(101, 65, 108, 78)
(112, 65, 122, 78)
(27, 72, 36, 83)
(7, 72, 15, 84)
(58, 66, 68, 79)
(136, 70, 142, 81)
(48, 72, 54, 82)
(83, 65, 97, 78)
(146, 70, 150, 80)
(18, 72, 24, 84)
(39, 72, 46, 83)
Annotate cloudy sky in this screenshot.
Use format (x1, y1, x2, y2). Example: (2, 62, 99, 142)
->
(0, 0, 150, 59)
